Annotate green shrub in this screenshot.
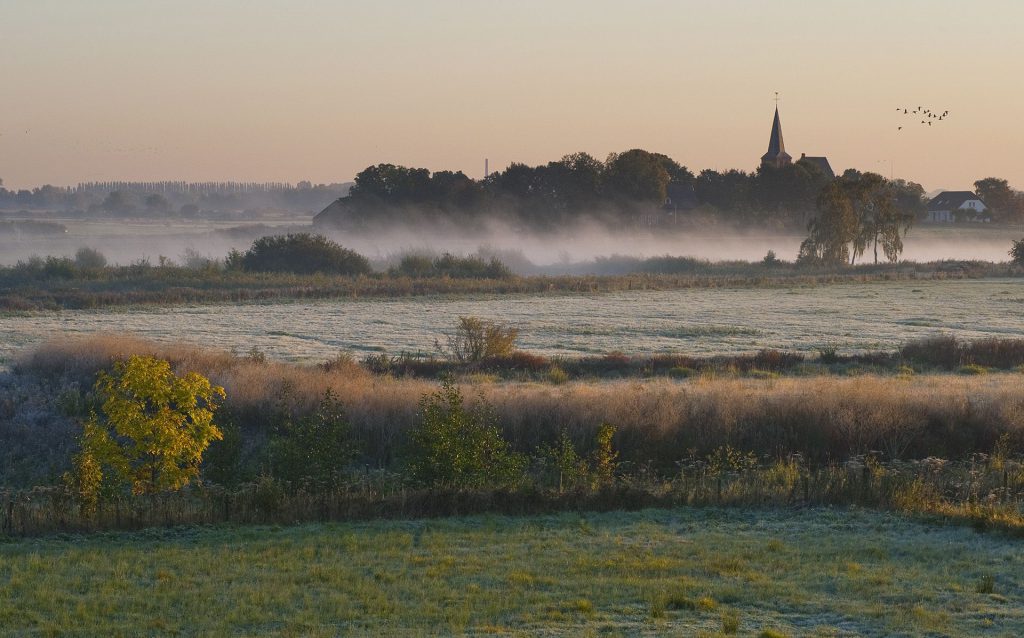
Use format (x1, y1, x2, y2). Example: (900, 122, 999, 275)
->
(203, 417, 245, 486)
(405, 378, 525, 488)
(229, 233, 371, 275)
(267, 390, 358, 487)
(537, 431, 590, 491)
(958, 364, 988, 375)
(592, 423, 618, 485)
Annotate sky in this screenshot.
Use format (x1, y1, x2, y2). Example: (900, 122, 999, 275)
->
(1, 0, 1022, 191)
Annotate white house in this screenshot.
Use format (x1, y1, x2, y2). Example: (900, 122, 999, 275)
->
(925, 191, 990, 223)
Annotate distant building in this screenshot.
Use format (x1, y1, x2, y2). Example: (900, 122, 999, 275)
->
(925, 191, 989, 223)
(760, 107, 834, 178)
(799, 153, 835, 179)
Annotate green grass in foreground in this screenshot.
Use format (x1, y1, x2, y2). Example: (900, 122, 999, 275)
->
(1, 508, 1022, 637)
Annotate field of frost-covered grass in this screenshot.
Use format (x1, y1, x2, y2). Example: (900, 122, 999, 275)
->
(2, 278, 1022, 366)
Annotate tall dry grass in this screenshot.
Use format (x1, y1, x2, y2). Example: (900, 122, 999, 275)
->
(17, 336, 1024, 467)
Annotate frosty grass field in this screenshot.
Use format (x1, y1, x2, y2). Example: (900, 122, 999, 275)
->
(1, 278, 1021, 366)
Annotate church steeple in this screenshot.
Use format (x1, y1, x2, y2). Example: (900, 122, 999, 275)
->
(760, 106, 792, 169)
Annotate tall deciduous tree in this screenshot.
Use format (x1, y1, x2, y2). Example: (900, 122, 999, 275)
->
(69, 356, 225, 507)
(798, 181, 858, 265)
(799, 173, 915, 265)
(602, 149, 673, 204)
(975, 177, 1023, 223)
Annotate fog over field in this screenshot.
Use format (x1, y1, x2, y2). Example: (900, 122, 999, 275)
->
(2, 278, 1020, 366)
(0, 217, 1016, 270)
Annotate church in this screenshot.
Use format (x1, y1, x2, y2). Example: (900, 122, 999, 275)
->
(760, 107, 834, 178)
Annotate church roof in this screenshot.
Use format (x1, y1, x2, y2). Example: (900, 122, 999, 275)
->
(799, 154, 835, 178)
(761, 107, 792, 164)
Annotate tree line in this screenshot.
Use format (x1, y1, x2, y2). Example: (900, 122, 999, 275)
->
(0, 178, 350, 216)
(311, 149, 960, 237)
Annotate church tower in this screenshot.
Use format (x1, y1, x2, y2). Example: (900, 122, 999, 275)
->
(760, 107, 792, 169)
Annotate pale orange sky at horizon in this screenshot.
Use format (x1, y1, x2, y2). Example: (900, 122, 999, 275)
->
(1, 0, 1022, 192)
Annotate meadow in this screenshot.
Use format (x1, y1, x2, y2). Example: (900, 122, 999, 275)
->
(2, 268, 1023, 635)
(2, 277, 1023, 366)
(2, 508, 1022, 636)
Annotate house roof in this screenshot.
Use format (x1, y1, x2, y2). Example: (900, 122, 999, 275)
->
(761, 107, 792, 164)
(927, 191, 985, 211)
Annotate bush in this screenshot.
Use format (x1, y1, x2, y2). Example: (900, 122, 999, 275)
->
(395, 254, 435, 277)
(267, 390, 357, 488)
(817, 345, 840, 364)
(443, 316, 519, 363)
(963, 338, 1024, 369)
(228, 234, 371, 275)
(537, 431, 589, 491)
(43, 256, 76, 279)
(900, 335, 962, 369)
(405, 378, 525, 488)
(395, 252, 512, 279)
(1010, 238, 1024, 266)
(74, 247, 107, 270)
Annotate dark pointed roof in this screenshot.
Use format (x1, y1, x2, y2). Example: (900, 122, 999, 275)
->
(761, 107, 792, 165)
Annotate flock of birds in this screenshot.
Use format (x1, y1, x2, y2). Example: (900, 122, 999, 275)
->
(896, 106, 949, 131)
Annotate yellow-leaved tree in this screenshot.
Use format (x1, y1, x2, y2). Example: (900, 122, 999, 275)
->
(69, 355, 225, 510)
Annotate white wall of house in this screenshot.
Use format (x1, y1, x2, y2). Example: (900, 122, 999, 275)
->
(957, 199, 987, 212)
(926, 200, 990, 223)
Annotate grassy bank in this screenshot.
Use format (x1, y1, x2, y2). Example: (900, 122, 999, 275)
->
(2, 508, 1022, 636)
(0, 259, 1016, 311)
